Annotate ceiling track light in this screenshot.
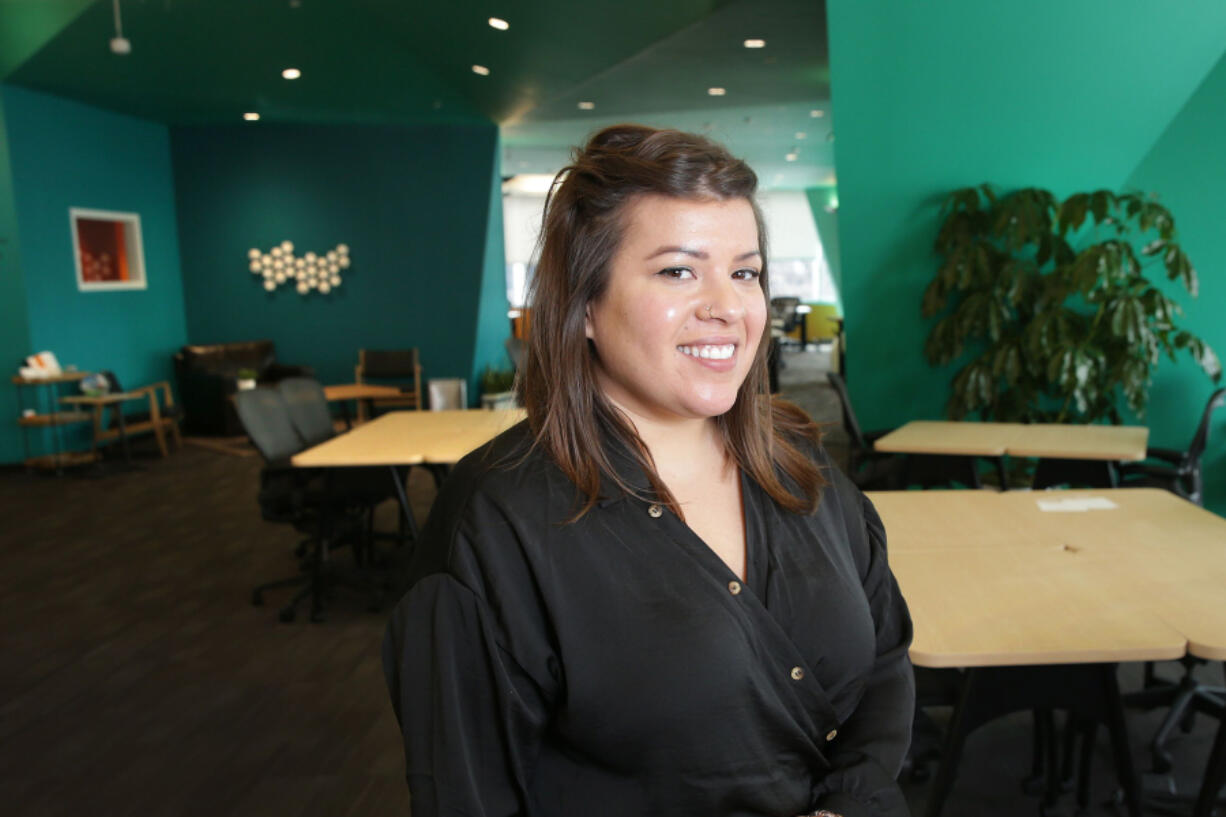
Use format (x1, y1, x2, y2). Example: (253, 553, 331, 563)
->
(109, 0, 130, 54)
(743, 39, 766, 48)
(707, 87, 726, 96)
(472, 64, 491, 76)
(488, 17, 509, 30)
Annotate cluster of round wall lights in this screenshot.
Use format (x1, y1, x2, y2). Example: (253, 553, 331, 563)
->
(247, 241, 351, 295)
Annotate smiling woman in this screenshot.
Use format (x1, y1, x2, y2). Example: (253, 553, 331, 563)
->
(383, 125, 914, 817)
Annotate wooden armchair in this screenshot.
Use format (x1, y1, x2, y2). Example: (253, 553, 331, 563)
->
(61, 372, 182, 459)
(355, 349, 421, 419)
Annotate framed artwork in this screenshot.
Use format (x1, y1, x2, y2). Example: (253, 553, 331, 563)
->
(70, 208, 147, 291)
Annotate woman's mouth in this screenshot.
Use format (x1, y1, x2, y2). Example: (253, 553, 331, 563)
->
(677, 344, 735, 360)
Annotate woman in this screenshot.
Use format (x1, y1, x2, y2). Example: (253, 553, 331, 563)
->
(383, 125, 914, 817)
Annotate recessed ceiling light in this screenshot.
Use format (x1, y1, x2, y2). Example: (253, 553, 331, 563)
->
(282, 68, 301, 80)
(472, 64, 490, 76)
(488, 17, 509, 30)
(743, 39, 766, 48)
(708, 87, 726, 96)
(785, 152, 798, 162)
(795, 132, 807, 140)
(243, 112, 260, 121)
(577, 101, 595, 110)
(810, 109, 824, 118)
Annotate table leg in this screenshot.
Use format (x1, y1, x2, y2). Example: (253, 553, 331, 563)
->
(923, 663, 1141, 817)
(388, 465, 419, 542)
(115, 405, 133, 464)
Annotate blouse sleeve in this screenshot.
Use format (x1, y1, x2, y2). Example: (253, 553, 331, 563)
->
(382, 498, 558, 817)
(813, 488, 916, 817)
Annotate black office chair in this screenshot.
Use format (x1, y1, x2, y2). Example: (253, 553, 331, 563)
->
(1194, 697, 1226, 817)
(826, 372, 981, 490)
(1117, 388, 1226, 775)
(1118, 386, 1226, 506)
(235, 387, 385, 622)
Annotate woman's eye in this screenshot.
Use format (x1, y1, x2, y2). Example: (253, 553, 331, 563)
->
(657, 267, 695, 280)
(733, 268, 761, 281)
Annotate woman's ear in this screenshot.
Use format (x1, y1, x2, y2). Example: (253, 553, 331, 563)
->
(585, 305, 595, 340)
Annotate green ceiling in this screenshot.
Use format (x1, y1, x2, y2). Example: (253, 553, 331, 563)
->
(0, 0, 831, 190)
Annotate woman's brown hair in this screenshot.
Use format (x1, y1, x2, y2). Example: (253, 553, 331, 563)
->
(518, 123, 824, 519)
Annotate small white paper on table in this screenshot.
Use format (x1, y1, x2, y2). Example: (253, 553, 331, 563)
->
(1036, 496, 1119, 512)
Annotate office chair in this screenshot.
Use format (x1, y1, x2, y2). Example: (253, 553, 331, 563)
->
(235, 387, 386, 622)
(1194, 703, 1226, 817)
(827, 372, 981, 489)
(1116, 391, 1226, 775)
(277, 375, 409, 560)
(1118, 386, 1226, 506)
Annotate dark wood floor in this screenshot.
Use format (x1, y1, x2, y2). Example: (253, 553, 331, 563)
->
(2, 427, 1221, 816)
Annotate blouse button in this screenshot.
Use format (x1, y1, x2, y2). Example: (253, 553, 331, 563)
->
(647, 504, 663, 518)
(826, 728, 838, 742)
(790, 666, 805, 681)
(727, 580, 742, 595)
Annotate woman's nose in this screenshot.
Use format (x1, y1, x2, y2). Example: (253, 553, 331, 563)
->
(698, 276, 745, 322)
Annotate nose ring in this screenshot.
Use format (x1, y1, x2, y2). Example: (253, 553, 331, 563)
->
(705, 304, 714, 318)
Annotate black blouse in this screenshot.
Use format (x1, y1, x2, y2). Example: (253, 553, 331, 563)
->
(383, 422, 914, 817)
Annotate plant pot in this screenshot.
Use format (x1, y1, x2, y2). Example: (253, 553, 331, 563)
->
(481, 391, 518, 410)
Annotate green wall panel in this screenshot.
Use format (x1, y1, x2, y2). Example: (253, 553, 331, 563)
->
(1125, 50, 1226, 514)
(2, 84, 188, 462)
(171, 122, 498, 394)
(825, 0, 1226, 449)
(469, 134, 511, 402)
(0, 89, 33, 462)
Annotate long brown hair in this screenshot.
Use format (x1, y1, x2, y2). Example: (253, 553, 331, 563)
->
(518, 124, 824, 519)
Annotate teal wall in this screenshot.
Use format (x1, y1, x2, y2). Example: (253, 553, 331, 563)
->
(1124, 49, 1226, 512)
(826, 0, 1226, 509)
(805, 186, 841, 301)
(469, 133, 512, 397)
(1, 84, 187, 461)
(171, 122, 499, 401)
(0, 90, 33, 462)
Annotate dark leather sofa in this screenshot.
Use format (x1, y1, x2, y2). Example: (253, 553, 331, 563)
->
(173, 340, 313, 436)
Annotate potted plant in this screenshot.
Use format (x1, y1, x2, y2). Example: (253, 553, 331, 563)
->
(922, 185, 1220, 424)
(235, 367, 259, 391)
(479, 366, 518, 410)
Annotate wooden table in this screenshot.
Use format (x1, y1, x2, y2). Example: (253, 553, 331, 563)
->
(292, 409, 526, 535)
(874, 420, 1148, 461)
(322, 383, 407, 425)
(873, 420, 1149, 489)
(868, 487, 1226, 816)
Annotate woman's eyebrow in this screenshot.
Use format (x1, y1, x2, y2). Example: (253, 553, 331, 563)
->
(643, 246, 762, 261)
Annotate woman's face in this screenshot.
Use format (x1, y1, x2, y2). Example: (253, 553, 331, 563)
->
(585, 194, 767, 425)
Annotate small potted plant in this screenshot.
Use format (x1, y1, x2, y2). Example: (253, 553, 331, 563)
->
(479, 366, 518, 410)
(235, 367, 259, 391)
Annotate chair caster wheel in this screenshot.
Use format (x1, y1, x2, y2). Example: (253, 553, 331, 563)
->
(252, 591, 264, 606)
(310, 610, 325, 623)
(278, 607, 296, 623)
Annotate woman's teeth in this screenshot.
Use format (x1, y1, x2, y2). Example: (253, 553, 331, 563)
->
(678, 344, 735, 360)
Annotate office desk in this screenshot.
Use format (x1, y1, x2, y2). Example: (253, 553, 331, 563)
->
(873, 420, 1148, 489)
(869, 487, 1226, 817)
(292, 409, 526, 535)
(873, 420, 1148, 461)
